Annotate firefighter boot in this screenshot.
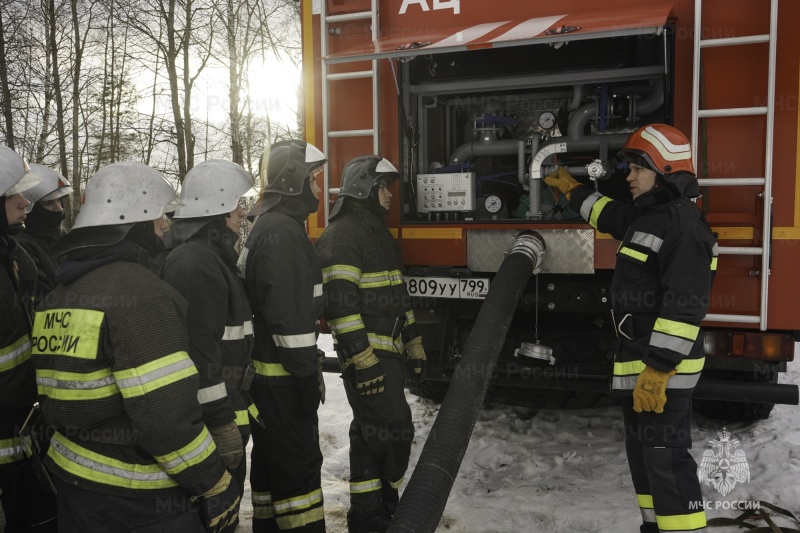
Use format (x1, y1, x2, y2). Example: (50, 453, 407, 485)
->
(347, 509, 390, 533)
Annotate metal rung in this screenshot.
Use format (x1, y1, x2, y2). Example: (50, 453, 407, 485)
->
(326, 11, 371, 23)
(697, 177, 766, 186)
(327, 71, 374, 81)
(700, 34, 770, 48)
(328, 187, 341, 196)
(704, 313, 761, 324)
(718, 247, 763, 256)
(328, 129, 375, 138)
(698, 107, 767, 118)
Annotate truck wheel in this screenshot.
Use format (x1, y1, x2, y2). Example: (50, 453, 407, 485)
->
(407, 380, 449, 403)
(693, 372, 777, 421)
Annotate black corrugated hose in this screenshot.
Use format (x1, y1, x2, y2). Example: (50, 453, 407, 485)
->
(387, 232, 546, 533)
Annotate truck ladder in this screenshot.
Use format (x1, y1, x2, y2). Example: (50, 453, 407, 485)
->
(319, 0, 380, 225)
(691, 0, 779, 329)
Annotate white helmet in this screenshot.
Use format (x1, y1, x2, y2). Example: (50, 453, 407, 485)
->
(172, 160, 255, 219)
(23, 164, 73, 213)
(0, 145, 41, 197)
(73, 161, 177, 229)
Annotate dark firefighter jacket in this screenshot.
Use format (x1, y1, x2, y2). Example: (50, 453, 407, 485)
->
(239, 205, 323, 382)
(570, 175, 717, 397)
(31, 241, 226, 498)
(0, 236, 37, 472)
(315, 206, 420, 358)
(161, 218, 257, 430)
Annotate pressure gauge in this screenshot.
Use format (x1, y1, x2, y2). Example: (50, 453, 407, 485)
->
(484, 195, 503, 214)
(538, 111, 556, 130)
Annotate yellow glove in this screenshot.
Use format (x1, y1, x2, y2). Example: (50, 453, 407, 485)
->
(208, 420, 243, 470)
(544, 167, 581, 199)
(346, 347, 385, 396)
(632, 366, 677, 414)
(199, 471, 241, 533)
(405, 336, 427, 380)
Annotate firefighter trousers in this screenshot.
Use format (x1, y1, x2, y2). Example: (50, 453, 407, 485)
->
(249, 378, 325, 533)
(220, 427, 251, 533)
(622, 396, 707, 533)
(53, 475, 204, 532)
(341, 355, 414, 533)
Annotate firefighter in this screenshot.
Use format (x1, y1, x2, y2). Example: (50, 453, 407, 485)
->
(315, 155, 427, 533)
(0, 146, 58, 532)
(545, 124, 715, 533)
(17, 164, 73, 298)
(160, 159, 256, 532)
(238, 139, 327, 532)
(31, 161, 240, 532)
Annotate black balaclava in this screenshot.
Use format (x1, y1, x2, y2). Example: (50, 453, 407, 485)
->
(23, 202, 65, 240)
(356, 177, 390, 218)
(0, 196, 25, 236)
(125, 220, 165, 257)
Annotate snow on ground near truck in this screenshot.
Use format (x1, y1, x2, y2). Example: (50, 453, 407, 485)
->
(238, 335, 800, 532)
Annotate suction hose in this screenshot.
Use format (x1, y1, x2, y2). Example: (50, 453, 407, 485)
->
(387, 232, 546, 533)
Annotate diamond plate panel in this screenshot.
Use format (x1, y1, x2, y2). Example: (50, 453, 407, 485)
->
(467, 229, 595, 274)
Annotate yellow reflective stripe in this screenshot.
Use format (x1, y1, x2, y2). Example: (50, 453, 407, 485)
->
(350, 478, 382, 494)
(388, 476, 403, 489)
(0, 335, 32, 372)
(589, 195, 613, 228)
(613, 357, 705, 376)
(619, 247, 648, 263)
(388, 270, 404, 286)
(32, 308, 104, 359)
(248, 402, 260, 420)
(637, 494, 654, 508)
(36, 367, 119, 400)
(0, 436, 27, 465)
(360, 270, 392, 288)
(328, 314, 366, 335)
(274, 488, 322, 513)
(252, 360, 291, 377)
(656, 511, 707, 530)
(710, 257, 718, 270)
(275, 507, 325, 530)
(368, 333, 403, 353)
(154, 427, 216, 476)
(322, 265, 361, 285)
(405, 310, 416, 326)
(49, 431, 177, 490)
(252, 491, 275, 519)
(115, 352, 197, 398)
(654, 318, 699, 341)
(234, 409, 249, 426)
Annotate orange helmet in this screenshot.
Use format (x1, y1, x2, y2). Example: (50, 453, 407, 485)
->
(620, 124, 694, 176)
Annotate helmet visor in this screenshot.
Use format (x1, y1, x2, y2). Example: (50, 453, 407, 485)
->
(4, 160, 42, 196)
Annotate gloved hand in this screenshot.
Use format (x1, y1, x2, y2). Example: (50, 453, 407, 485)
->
(317, 349, 327, 404)
(405, 336, 427, 381)
(208, 421, 243, 470)
(198, 471, 241, 533)
(632, 366, 677, 414)
(544, 167, 581, 199)
(346, 346, 385, 396)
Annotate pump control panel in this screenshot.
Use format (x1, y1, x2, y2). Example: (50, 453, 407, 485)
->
(416, 173, 476, 213)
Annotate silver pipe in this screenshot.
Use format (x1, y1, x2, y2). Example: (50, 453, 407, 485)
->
(449, 139, 522, 164)
(704, 313, 760, 324)
(701, 35, 770, 48)
(697, 178, 766, 186)
(698, 107, 767, 118)
(718, 247, 763, 256)
(569, 85, 584, 111)
(517, 140, 526, 188)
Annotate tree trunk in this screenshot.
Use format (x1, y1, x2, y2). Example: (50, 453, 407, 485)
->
(166, 0, 187, 179)
(226, 0, 242, 165)
(0, 9, 15, 149)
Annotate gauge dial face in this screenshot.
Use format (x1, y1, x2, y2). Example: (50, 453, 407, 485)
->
(538, 111, 556, 130)
(484, 195, 503, 214)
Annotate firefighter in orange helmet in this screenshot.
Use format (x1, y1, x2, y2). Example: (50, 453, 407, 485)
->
(316, 155, 426, 533)
(545, 124, 716, 533)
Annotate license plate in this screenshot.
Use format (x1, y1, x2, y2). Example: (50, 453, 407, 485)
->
(404, 276, 490, 299)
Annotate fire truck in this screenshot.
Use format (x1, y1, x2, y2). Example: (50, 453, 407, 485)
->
(301, 0, 799, 420)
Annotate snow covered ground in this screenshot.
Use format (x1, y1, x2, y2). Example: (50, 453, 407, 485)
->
(238, 335, 800, 532)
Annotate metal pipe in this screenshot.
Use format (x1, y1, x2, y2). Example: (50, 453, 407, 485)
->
(448, 139, 524, 165)
(388, 232, 545, 533)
